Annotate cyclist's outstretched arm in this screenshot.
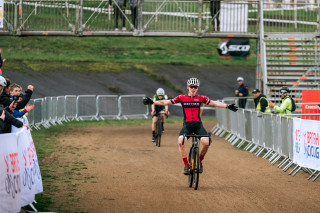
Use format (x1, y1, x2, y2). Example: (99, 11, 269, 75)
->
(153, 99, 172, 106)
(208, 100, 228, 108)
(209, 100, 238, 112)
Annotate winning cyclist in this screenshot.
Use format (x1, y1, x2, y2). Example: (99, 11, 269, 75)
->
(151, 88, 169, 142)
(143, 77, 238, 175)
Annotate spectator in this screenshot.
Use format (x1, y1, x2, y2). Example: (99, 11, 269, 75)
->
(129, 0, 140, 29)
(0, 77, 29, 133)
(210, 0, 221, 31)
(252, 89, 271, 113)
(0, 82, 34, 110)
(13, 93, 35, 118)
(269, 86, 292, 116)
(0, 76, 6, 96)
(110, 0, 127, 31)
(0, 105, 30, 134)
(4, 78, 11, 94)
(0, 48, 6, 76)
(0, 110, 4, 132)
(9, 83, 22, 96)
(235, 76, 248, 109)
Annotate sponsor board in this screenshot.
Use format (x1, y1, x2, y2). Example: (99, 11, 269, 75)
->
(217, 38, 250, 59)
(293, 118, 320, 170)
(302, 90, 320, 120)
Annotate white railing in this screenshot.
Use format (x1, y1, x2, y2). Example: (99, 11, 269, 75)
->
(213, 106, 320, 182)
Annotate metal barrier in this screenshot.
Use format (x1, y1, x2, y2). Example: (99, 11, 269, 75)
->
(76, 95, 99, 120)
(33, 98, 44, 129)
(214, 106, 320, 182)
(21, 94, 148, 127)
(65, 95, 77, 121)
(96, 95, 119, 119)
(56, 96, 66, 123)
(118, 94, 149, 119)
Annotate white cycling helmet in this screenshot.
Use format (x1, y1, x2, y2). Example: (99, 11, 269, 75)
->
(156, 88, 165, 96)
(237, 76, 244, 81)
(0, 76, 6, 87)
(187, 77, 200, 86)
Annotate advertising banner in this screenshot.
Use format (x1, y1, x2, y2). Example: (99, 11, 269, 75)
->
(293, 118, 320, 170)
(0, 0, 3, 28)
(0, 128, 43, 212)
(0, 133, 22, 213)
(26, 129, 43, 194)
(220, 1, 248, 32)
(217, 38, 250, 59)
(17, 130, 36, 206)
(302, 90, 320, 120)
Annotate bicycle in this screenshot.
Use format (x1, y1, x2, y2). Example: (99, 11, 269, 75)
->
(154, 112, 168, 147)
(183, 133, 211, 190)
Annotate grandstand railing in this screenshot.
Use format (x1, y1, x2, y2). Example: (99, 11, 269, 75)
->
(1, 0, 319, 37)
(213, 103, 320, 182)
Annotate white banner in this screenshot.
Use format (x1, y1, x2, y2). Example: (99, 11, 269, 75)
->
(0, 127, 43, 212)
(220, 2, 248, 32)
(0, 0, 3, 28)
(293, 118, 320, 170)
(26, 129, 43, 194)
(0, 133, 22, 213)
(17, 130, 36, 206)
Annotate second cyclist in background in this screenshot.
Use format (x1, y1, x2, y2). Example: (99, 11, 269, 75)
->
(151, 88, 169, 142)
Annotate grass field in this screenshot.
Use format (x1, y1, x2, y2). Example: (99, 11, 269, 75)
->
(1, 36, 257, 72)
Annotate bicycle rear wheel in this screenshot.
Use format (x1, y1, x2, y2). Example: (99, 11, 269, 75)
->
(188, 148, 193, 188)
(193, 147, 200, 190)
(156, 119, 162, 147)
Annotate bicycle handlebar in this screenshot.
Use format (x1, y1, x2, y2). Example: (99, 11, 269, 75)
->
(182, 133, 211, 145)
(156, 111, 169, 118)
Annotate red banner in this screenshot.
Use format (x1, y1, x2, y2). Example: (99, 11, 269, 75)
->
(302, 90, 320, 120)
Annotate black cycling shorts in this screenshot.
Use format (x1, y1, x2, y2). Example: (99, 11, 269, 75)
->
(153, 105, 165, 117)
(179, 121, 208, 139)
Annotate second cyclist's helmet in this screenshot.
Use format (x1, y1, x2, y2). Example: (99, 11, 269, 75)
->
(0, 76, 7, 87)
(280, 86, 290, 93)
(156, 88, 165, 96)
(187, 77, 200, 87)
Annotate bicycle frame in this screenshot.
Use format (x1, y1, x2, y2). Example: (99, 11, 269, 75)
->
(183, 133, 211, 190)
(154, 112, 168, 147)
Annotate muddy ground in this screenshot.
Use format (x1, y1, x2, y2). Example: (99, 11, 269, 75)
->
(42, 121, 320, 213)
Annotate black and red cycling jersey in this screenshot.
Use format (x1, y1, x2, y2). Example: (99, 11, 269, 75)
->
(171, 94, 211, 122)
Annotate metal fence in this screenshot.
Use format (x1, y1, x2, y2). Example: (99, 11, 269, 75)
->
(1, 0, 319, 36)
(213, 106, 320, 181)
(24, 94, 149, 129)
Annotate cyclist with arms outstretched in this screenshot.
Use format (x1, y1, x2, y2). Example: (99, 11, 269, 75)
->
(151, 88, 169, 142)
(143, 78, 238, 175)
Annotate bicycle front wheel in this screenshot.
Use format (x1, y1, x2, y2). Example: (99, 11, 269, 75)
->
(193, 147, 200, 190)
(188, 148, 193, 188)
(156, 119, 162, 147)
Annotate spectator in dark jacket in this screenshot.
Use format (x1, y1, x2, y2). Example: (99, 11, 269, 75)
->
(0, 105, 29, 134)
(235, 76, 248, 109)
(110, 0, 127, 31)
(13, 93, 35, 118)
(0, 84, 34, 110)
(0, 110, 5, 132)
(252, 89, 271, 113)
(210, 0, 221, 31)
(129, 0, 139, 29)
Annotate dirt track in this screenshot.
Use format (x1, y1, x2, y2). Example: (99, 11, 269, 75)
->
(51, 121, 320, 213)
